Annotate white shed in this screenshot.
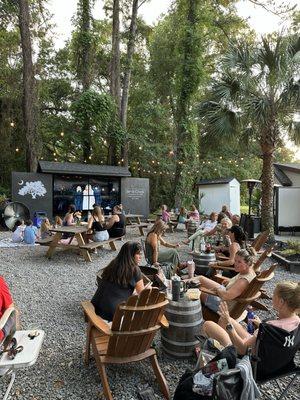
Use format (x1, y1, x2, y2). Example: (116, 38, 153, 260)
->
(197, 177, 240, 215)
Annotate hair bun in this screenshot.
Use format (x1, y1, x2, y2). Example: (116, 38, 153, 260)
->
(245, 245, 257, 256)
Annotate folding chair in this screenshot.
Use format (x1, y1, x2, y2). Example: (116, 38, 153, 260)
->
(252, 322, 300, 400)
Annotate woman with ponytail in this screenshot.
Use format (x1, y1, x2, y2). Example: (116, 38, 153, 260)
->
(189, 248, 257, 313)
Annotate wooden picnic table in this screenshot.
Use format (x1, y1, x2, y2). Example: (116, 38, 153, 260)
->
(46, 225, 92, 262)
(124, 214, 144, 225)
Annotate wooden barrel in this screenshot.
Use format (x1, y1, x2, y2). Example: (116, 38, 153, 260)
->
(193, 252, 216, 275)
(187, 220, 198, 237)
(161, 299, 203, 358)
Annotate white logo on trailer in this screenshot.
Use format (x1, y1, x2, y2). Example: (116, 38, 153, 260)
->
(18, 181, 47, 199)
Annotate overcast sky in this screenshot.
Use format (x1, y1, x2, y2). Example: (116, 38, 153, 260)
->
(47, 0, 298, 49)
(46, 0, 299, 159)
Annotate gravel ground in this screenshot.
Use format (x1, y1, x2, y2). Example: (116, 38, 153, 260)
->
(0, 228, 299, 399)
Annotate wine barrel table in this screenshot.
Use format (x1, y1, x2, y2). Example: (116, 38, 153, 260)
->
(161, 299, 203, 358)
(192, 252, 216, 275)
(187, 220, 198, 237)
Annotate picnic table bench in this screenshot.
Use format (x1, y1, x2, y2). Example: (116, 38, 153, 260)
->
(79, 237, 123, 252)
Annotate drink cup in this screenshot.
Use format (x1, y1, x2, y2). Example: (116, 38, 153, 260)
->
(187, 260, 195, 279)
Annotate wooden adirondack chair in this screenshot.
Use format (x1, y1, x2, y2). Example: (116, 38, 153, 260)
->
(82, 288, 170, 400)
(202, 264, 277, 323)
(251, 230, 269, 252)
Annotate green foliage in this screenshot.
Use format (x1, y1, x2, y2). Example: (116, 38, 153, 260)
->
(282, 241, 300, 256)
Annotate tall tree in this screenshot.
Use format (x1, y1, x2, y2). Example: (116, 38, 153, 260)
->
(108, 0, 121, 164)
(199, 34, 300, 238)
(120, 0, 139, 166)
(173, 0, 203, 206)
(17, 0, 39, 172)
(74, 0, 93, 161)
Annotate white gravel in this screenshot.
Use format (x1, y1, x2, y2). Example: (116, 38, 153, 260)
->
(0, 228, 298, 399)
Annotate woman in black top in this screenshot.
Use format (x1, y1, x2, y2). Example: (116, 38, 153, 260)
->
(85, 206, 109, 242)
(91, 241, 144, 321)
(105, 205, 126, 238)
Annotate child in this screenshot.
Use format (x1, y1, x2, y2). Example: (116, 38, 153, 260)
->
(40, 218, 52, 239)
(11, 220, 25, 243)
(23, 220, 38, 245)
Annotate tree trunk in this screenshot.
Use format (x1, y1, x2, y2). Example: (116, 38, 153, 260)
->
(18, 0, 39, 172)
(260, 143, 275, 241)
(108, 0, 121, 165)
(120, 0, 139, 167)
(173, 0, 200, 207)
(80, 0, 92, 161)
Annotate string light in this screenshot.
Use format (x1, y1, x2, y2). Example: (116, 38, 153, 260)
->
(15, 148, 19, 152)
(60, 132, 64, 137)
(10, 122, 15, 127)
(88, 156, 92, 160)
(139, 146, 142, 150)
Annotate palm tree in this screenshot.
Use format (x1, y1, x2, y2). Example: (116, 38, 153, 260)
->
(199, 34, 300, 239)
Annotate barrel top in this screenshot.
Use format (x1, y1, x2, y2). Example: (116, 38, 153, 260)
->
(166, 299, 201, 307)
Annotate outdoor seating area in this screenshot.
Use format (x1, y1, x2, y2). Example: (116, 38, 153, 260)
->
(1, 1, 300, 399)
(0, 212, 299, 399)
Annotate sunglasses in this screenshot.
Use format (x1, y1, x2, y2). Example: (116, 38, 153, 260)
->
(0, 337, 23, 360)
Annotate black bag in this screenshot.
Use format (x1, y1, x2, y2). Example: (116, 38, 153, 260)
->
(173, 345, 243, 400)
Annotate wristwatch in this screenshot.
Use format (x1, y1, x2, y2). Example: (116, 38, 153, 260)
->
(225, 323, 233, 332)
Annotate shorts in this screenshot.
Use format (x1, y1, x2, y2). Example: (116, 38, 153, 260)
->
(93, 230, 109, 242)
(205, 285, 226, 313)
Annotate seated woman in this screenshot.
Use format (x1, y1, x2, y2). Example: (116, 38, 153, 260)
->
(12, 220, 25, 243)
(161, 204, 171, 223)
(182, 212, 218, 251)
(40, 218, 53, 239)
(85, 206, 109, 243)
(209, 225, 246, 278)
(187, 204, 200, 222)
(145, 219, 186, 277)
(206, 216, 232, 246)
(190, 248, 256, 314)
(177, 207, 187, 224)
(63, 204, 77, 226)
(54, 215, 63, 228)
(105, 205, 126, 238)
(91, 242, 144, 322)
(203, 281, 300, 356)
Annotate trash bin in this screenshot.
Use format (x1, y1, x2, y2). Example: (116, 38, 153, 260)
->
(240, 213, 261, 239)
(33, 211, 47, 228)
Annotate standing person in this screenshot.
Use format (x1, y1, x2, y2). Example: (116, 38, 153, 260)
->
(85, 206, 109, 243)
(106, 205, 126, 238)
(161, 205, 171, 223)
(23, 220, 38, 244)
(91, 242, 144, 322)
(203, 281, 300, 356)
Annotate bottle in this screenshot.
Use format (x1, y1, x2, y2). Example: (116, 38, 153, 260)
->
(171, 274, 181, 301)
(200, 236, 206, 253)
(246, 306, 255, 335)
